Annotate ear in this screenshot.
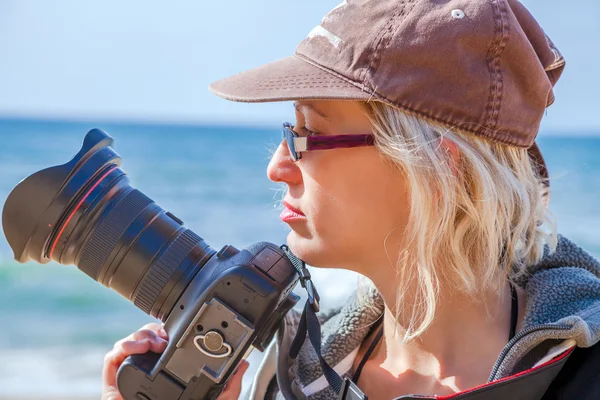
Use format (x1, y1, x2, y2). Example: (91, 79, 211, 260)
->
(439, 136, 460, 177)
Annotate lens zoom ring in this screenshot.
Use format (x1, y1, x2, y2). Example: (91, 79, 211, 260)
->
(134, 229, 201, 314)
(79, 189, 153, 280)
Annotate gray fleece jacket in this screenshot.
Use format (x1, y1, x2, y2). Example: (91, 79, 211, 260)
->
(245, 234, 600, 399)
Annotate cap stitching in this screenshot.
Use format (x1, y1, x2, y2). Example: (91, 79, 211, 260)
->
(484, 0, 501, 131)
(256, 79, 344, 85)
(381, 0, 418, 61)
(361, 7, 395, 84)
(293, 53, 375, 95)
(256, 73, 336, 78)
(484, 0, 510, 134)
(257, 76, 342, 82)
(252, 84, 357, 89)
(363, 0, 415, 87)
(256, 83, 346, 87)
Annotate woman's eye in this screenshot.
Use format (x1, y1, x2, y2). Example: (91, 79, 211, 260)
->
(301, 126, 320, 136)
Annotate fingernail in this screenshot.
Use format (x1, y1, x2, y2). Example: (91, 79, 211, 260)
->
(159, 328, 168, 337)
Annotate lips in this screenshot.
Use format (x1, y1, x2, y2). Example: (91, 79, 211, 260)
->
(280, 201, 306, 223)
(283, 201, 305, 216)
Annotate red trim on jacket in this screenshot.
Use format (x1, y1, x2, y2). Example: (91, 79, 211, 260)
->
(436, 347, 576, 399)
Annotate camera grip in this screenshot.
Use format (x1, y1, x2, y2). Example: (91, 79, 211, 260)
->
(117, 351, 185, 400)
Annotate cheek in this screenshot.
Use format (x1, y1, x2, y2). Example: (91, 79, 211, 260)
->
(336, 170, 406, 241)
(303, 150, 409, 263)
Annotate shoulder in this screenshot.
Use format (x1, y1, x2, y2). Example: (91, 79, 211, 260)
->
(544, 342, 600, 399)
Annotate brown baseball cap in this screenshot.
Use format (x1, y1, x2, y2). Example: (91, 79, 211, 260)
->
(209, 0, 565, 205)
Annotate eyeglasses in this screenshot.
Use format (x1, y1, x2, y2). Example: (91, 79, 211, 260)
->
(282, 122, 376, 161)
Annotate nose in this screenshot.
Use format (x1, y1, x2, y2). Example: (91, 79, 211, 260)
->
(267, 139, 303, 185)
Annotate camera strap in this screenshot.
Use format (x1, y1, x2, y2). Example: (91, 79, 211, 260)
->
(281, 246, 368, 400)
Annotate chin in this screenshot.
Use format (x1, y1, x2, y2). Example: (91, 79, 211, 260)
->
(285, 231, 339, 269)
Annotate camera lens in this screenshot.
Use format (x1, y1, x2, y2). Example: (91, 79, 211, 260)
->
(2, 129, 216, 320)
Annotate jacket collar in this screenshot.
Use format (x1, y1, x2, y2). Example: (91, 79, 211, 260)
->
(275, 234, 600, 399)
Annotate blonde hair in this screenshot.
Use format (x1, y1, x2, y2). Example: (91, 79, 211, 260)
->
(359, 101, 558, 341)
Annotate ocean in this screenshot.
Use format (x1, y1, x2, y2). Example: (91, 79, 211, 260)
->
(0, 118, 599, 398)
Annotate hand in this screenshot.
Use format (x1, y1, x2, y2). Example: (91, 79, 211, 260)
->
(101, 322, 249, 400)
(102, 322, 169, 400)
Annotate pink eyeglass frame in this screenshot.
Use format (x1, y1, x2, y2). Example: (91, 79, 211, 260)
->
(282, 122, 375, 161)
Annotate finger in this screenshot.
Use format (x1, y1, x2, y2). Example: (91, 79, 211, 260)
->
(140, 322, 169, 339)
(102, 323, 167, 398)
(157, 326, 168, 340)
(119, 337, 168, 355)
(217, 361, 249, 400)
(101, 385, 124, 400)
(112, 328, 165, 350)
(116, 323, 167, 344)
(102, 348, 123, 396)
(131, 328, 165, 342)
(103, 338, 167, 393)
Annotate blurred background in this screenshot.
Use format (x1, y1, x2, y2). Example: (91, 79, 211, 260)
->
(0, 0, 598, 399)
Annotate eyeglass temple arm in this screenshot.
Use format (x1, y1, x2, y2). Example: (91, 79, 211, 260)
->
(294, 135, 375, 152)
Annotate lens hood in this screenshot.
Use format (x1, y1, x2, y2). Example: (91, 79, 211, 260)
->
(2, 129, 120, 263)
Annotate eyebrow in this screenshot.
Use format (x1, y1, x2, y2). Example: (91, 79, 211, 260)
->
(293, 101, 332, 121)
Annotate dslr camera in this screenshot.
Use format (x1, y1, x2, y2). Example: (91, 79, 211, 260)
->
(1, 130, 301, 400)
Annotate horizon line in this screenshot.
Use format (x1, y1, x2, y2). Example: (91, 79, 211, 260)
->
(0, 113, 599, 138)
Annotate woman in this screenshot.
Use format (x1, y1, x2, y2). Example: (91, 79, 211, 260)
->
(102, 0, 600, 399)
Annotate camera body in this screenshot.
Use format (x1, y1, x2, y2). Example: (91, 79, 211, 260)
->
(117, 241, 299, 400)
(1, 129, 301, 400)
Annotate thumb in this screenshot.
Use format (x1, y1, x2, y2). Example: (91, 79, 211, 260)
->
(217, 360, 249, 400)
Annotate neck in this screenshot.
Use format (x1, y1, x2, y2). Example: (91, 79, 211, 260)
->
(367, 274, 523, 391)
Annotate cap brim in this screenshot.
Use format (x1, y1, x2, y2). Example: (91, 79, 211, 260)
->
(209, 55, 371, 103)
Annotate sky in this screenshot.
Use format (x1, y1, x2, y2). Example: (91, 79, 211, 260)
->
(0, 0, 599, 134)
